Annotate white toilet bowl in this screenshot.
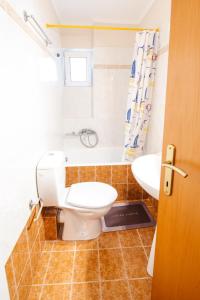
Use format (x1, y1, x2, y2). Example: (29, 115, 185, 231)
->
(37, 152, 118, 241)
(59, 182, 117, 240)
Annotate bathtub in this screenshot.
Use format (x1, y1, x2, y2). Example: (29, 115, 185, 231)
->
(65, 146, 126, 166)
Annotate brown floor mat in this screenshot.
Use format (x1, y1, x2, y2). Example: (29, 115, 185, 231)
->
(102, 202, 156, 232)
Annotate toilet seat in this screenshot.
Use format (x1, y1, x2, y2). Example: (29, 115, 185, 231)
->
(65, 182, 117, 209)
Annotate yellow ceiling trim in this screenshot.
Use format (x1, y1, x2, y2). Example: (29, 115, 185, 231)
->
(46, 23, 159, 32)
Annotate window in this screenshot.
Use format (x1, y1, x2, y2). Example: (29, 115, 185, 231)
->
(64, 50, 92, 86)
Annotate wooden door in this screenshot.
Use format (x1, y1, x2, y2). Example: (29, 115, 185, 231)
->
(152, 1, 200, 299)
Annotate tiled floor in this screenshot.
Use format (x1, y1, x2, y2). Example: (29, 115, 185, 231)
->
(27, 227, 155, 300)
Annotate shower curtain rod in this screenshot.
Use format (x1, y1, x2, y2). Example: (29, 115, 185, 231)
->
(46, 24, 159, 32)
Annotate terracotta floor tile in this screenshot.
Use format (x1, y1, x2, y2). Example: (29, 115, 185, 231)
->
(45, 271, 72, 284)
(99, 249, 125, 280)
(52, 240, 75, 251)
(45, 252, 74, 283)
(122, 247, 148, 279)
(98, 232, 120, 249)
(118, 230, 142, 247)
(129, 279, 152, 300)
(101, 280, 131, 300)
(76, 239, 98, 250)
(144, 247, 151, 259)
(71, 283, 100, 300)
(32, 252, 50, 284)
(17, 284, 31, 300)
(27, 286, 42, 300)
(73, 250, 99, 282)
(138, 228, 155, 246)
(40, 284, 71, 300)
(40, 241, 54, 252)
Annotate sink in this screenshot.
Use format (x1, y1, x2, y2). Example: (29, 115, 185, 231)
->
(131, 153, 161, 199)
(131, 153, 162, 277)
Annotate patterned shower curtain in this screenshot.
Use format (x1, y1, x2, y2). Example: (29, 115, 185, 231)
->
(123, 31, 159, 161)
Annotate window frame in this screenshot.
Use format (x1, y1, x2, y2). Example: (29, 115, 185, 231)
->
(64, 49, 93, 87)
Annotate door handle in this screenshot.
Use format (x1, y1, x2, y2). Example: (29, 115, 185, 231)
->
(162, 161, 188, 178)
(162, 144, 188, 196)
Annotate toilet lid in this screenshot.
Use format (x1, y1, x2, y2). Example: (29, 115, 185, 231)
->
(65, 182, 118, 209)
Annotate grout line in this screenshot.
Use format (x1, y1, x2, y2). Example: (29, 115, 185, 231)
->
(69, 244, 76, 300)
(38, 247, 53, 300)
(78, 167, 80, 182)
(111, 165, 113, 186)
(136, 229, 148, 261)
(97, 237, 102, 300)
(21, 276, 151, 288)
(94, 165, 97, 181)
(10, 254, 18, 300)
(15, 225, 39, 294)
(41, 245, 146, 253)
(117, 231, 133, 300)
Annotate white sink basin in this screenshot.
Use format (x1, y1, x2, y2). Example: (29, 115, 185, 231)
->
(131, 153, 162, 200)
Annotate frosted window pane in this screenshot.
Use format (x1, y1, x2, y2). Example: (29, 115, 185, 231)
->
(70, 57, 87, 81)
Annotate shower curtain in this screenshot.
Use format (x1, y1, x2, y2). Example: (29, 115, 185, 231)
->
(123, 30, 159, 161)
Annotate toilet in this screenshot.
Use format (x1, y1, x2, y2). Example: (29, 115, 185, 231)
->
(37, 151, 118, 240)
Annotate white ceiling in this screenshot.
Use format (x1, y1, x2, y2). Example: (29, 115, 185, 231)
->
(51, 0, 154, 25)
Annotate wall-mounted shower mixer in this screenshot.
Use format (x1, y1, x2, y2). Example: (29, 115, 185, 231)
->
(65, 128, 99, 148)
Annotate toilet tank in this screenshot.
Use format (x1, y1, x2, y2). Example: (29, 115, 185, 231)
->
(37, 151, 66, 207)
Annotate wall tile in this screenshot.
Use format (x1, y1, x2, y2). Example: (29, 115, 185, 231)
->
(112, 165, 127, 184)
(127, 184, 143, 200)
(5, 257, 17, 300)
(42, 207, 58, 217)
(95, 165, 111, 183)
(5, 204, 45, 299)
(127, 165, 137, 184)
(43, 217, 57, 240)
(30, 235, 41, 274)
(112, 183, 127, 201)
(26, 209, 40, 251)
(79, 166, 95, 182)
(12, 229, 29, 286)
(66, 167, 79, 186)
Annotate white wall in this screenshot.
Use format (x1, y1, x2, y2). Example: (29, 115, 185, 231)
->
(0, 1, 63, 298)
(62, 28, 135, 154)
(140, 0, 172, 154)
